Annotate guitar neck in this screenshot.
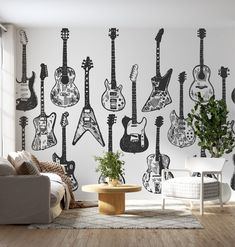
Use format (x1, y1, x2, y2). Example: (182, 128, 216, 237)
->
(111, 40, 117, 89)
(62, 40, 68, 73)
(108, 125, 113, 152)
(132, 81, 137, 124)
(179, 83, 184, 119)
(40, 79, 45, 116)
(61, 126, 67, 162)
(21, 127, 25, 150)
(199, 38, 204, 68)
(84, 70, 90, 107)
(222, 78, 226, 103)
(155, 128, 161, 162)
(22, 44, 27, 81)
(156, 42, 161, 77)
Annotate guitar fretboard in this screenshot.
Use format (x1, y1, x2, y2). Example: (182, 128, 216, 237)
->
(108, 125, 113, 152)
(222, 78, 226, 103)
(156, 44, 161, 77)
(200, 38, 204, 69)
(155, 128, 160, 162)
(62, 40, 68, 74)
(179, 83, 184, 119)
(111, 40, 117, 89)
(61, 127, 67, 162)
(22, 44, 27, 81)
(132, 81, 137, 124)
(21, 127, 25, 150)
(40, 79, 45, 116)
(84, 69, 90, 107)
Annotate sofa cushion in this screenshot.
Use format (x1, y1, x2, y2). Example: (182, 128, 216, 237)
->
(7, 151, 30, 174)
(18, 161, 41, 176)
(0, 157, 16, 176)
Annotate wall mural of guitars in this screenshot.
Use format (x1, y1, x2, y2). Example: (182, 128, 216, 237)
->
(120, 64, 149, 153)
(19, 116, 28, 150)
(168, 72, 196, 148)
(32, 63, 57, 151)
(50, 28, 80, 108)
(16, 30, 38, 111)
(189, 28, 214, 103)
(98, 114, 125, 184)
(73, 57, 105, 146)
(53, 112, 78, 191)
(142, 28, 172, 112)
(142, 116, 174, 194)
(101, 28, 126, 111)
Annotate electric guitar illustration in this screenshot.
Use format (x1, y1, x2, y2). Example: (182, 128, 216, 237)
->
(120, 64, 149, 153)
(32, 64, 57, 151)
(142, 116, 173, 194)
(16, 30, 37, 111)
(189, 28, 214, 102)
(142, 28, 172, 112)
(168, 72, 196, 148)
(53, 112, 78, 191)
(98, 114, 125, 184)
(50, 28, 80, 107)
(101, 28, 126, 111)
(19, 116, 28, 150)
(73, 57, 105, 146)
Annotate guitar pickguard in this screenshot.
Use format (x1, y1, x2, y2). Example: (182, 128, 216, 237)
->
(72, 106, 105, 146)
(32, 113, 57, 150)
(168, 110, 196, 148)
(50, 67, 80, 107)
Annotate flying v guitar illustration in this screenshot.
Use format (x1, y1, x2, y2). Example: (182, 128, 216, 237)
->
(32, 64, 57, 151)
(73, 57, 105, 146)
(120, 64, 149, 153)
(101, 28, 126, 111)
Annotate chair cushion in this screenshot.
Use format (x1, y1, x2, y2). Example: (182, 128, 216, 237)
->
(0, 157, 17, 176)
(162, 177, 220, 199)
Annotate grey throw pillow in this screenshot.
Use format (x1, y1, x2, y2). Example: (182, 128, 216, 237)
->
(0, 157, 17, 176)
(18, 161, 41, 176)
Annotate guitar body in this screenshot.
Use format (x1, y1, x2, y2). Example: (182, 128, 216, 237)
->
(142, 69, 172, 112)
(16, 72, 38, 111)
(32, 113, 57, 150)
(101, 79, 125, 111)
(168, 110, 195, 148)
(120, 116, 149, 153)
(142, 153, 173, 194)
(73, 106, 105, 146)
(52, 152, 78, 191)
(189, 65, 214, 102)
(50, 67, 80, 107)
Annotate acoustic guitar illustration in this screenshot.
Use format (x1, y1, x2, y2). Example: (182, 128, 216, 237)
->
(101, 28, 126, 111)
(53, 112, 78, 191)
(142, 28, 172, 112)
(50, 28, 80, 107)
(19, 116, 28, 150)
(16, 30, 37, 111)
(98, 114, 125, 184)
(142, 116, 173, 194)
(73, 57, 105, 146)
(189, 28, 214, 102)
(120, 64, 149, 153)
(32, 63, 57, 151)
(168, 72, 195, 148)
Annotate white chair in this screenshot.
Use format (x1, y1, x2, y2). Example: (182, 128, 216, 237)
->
(161, 157, 225, 215)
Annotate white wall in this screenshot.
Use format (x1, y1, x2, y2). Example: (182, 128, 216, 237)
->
(15, 27, 235, 200)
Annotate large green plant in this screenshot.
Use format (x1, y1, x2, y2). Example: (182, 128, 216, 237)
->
(187, 94, 235, 157)
(94, 151, 125, 180)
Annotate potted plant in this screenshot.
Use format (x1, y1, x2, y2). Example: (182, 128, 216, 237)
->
(187, 93, 235, 158)
(94, 151, 125, 187)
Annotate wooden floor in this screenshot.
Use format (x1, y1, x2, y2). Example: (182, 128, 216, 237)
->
(0, 202, 235, 247)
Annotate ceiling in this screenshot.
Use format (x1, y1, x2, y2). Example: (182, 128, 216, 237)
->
(0, 0, 235, 28)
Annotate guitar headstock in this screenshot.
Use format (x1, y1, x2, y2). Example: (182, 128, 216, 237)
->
(155, 116, 164, 128)
(60, 112, 69, 127)
(61, 28, 69, 41)
(178, 71, 187, 85)
(109, 28, 119, 40)
(155, 28, 164, 44)
(130, 64, 138, 82)
(19, 116, 28, 128)
(197, 28, 206, 39)
(40, 63, 48, 80)
(81, 56, 93, 71)
(107, 114, 116, 127)
(19, 30, 28, 45)
(219, 66, 229, 79)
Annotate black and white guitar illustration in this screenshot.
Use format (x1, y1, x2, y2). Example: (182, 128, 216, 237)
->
(168, 72, 195, 148)
(32, 64, 57, 151)
(19, 116, 28, 150)
(101, 28, 126, 111)
(16, 30, 37, 111)
(120, 64, 149, 153)
(98, 114, 125, 184)
(189, 28, 214, 102)
(53, 112, 78, 191)
(142, 116, 173, 194)
(73, 57, 105, 146)
(142, 28, 172, 112)
(50, 28, 80, 107)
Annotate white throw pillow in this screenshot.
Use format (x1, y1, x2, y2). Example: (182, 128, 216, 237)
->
(7, 151, 31, 174)
(0, 157, 17, 176)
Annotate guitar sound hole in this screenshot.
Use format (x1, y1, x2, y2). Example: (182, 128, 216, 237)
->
(198, 71, 205, 80)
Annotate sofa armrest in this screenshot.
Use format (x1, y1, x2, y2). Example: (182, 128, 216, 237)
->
(0, 175, 51, 224)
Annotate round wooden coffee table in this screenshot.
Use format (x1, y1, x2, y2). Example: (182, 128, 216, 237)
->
(82, 184, 142, 215)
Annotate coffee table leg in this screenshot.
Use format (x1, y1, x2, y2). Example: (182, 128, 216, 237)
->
(98, 192, 125, 215)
